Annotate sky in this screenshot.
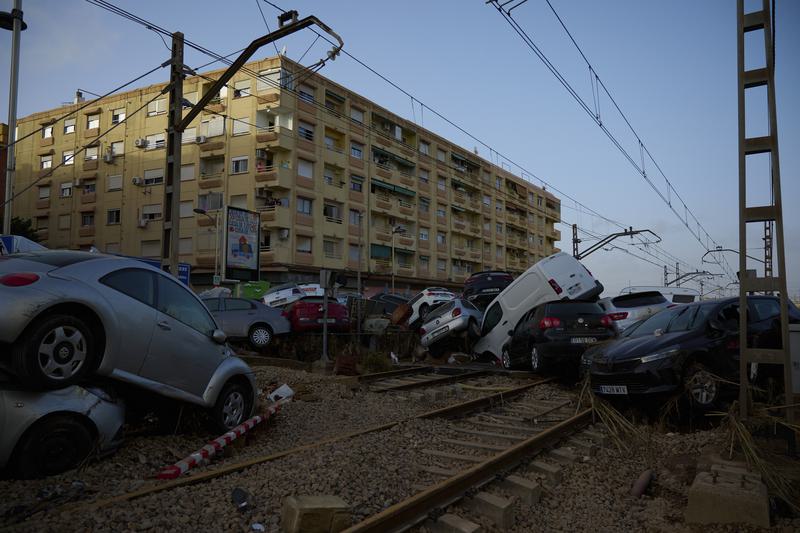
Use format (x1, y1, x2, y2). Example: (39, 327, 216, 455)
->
(0, 0, 797, 298)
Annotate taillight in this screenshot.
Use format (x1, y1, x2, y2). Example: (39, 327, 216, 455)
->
(452, 307, 462, 318)
(281, 310, 288, 318)
(548, 279, 563, 295)
(0, 272, 40, 287)
(419, 327, 427, 335)
(608, 312, 628, 321)
(539, 317, 562, 329)
(600, 315, 614, 328)
(726, 339, 739, 350)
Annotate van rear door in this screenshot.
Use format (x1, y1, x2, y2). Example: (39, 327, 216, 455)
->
(539, 253, 599, 300)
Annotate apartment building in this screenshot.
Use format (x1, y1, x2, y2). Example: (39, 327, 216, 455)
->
(10, 56, 561, 290)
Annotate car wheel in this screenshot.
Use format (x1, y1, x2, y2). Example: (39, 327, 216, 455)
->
(248, 324, 273, 350)
(501, 347, 513, 369)
(467, 319, 481, 339)
(209, 381, 253, 433)
(11, 415, 94, 479)
(686, 363, 719, 409)
(530, 345, 545, 373)
(11, 314, 97, 389)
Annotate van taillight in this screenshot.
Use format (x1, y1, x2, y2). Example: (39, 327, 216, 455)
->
(600, 315, 614, 328)
(452, 307, 462, 318)
(0, 273, 39, 287)
(548, 279, 563, 295)
(539, 317, 562, 329)
(609, 312, 628, 321)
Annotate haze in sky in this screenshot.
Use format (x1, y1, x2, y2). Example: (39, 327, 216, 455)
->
(1, 0, 797, 298)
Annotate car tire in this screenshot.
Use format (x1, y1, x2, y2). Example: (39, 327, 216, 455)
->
(501, 347, 513, 370)
(248, 324, 273, 351)
(11, 415, 94, 479)
(685, 363, 719, 409)
(467, 319, 480, 339)
(530, 345, 546, 373)
(11, 314, 98, 389)
(209, 380, 254, 433)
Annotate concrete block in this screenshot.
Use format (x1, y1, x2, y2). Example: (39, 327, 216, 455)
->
(528, 461, 562, 485)
(428, 513, 482, 533)
(281, 495, 351, 533)
(465, 492, 515, 529)
(684, 471, 769, 528)
(549, 448, 579, 464)
(496, 475, 541, 505)
(710, 463, 762, 483)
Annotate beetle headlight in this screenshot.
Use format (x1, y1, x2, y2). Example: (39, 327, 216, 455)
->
(640, 348, 680, 364)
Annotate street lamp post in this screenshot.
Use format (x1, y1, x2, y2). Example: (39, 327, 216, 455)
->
(391, 224, 405, 294)
(356, 210, 364, 338)
(194, 208, 221, 284)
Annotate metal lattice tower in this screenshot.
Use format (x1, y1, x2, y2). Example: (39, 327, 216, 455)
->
(736, 0, 795, 421)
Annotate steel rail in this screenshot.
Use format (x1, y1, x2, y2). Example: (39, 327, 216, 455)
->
(344, 408, 592, 533)
(372, 370, 490, 392)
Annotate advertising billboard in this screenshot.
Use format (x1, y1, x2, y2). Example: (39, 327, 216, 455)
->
(225, 206, 260, 282)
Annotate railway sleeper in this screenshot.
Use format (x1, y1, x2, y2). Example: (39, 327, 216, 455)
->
(426, 513, 482, 533)
(464, 491, 515, 530)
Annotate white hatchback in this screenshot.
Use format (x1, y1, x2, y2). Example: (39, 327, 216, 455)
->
(407, 287, 457, 327)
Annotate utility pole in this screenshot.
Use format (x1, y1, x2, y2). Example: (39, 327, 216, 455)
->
(572, 223, 579, 258)
(763, 221, 773, 293)
(1, 0, 25, 235)
(663, 265, 668, 286)
(356, 210, 364, 339)
(675, 262, 680, 287)
(161, 32, 184, 276)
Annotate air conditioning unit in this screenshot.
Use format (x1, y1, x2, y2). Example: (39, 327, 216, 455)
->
(255, 187, 269, 198)
(132, 177, 143, 186)
(134, 138, 148, 148)
(195, 135, 207, 144)
(103, 151, 114, 163)
(137, 218, 148, 228)
(278, 228, 290, 240)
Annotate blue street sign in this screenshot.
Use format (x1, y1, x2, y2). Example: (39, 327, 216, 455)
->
(137, 258, 191, 286)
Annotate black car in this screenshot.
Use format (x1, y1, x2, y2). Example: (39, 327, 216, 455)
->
(502, 300, 617, 371)
(588, 296, 800, 408)
(463, 271, 513, 310)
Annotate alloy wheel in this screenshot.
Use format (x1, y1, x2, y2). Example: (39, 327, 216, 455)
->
(222, 391, 245, 429)
(502, 349, 511, 369)
(37, 326, 87, 381)
(251, 327, 271, 346)
(689, 370, 718, 406)
(531, 346, 540, 372)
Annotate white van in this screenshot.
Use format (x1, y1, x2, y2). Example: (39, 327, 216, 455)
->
(619, 286, 699, 304)
(472, 252, 603, 362)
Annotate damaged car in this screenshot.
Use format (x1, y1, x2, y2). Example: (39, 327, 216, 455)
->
(419, 298, 483, 348)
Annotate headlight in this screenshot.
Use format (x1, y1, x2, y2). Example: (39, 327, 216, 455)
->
(640, 348, 680, 364)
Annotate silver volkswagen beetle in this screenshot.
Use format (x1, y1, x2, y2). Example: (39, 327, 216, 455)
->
(0, 250, 256, 431)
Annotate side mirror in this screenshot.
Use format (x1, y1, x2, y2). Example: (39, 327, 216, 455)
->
(507, 330, 514, 336)
(212, 329, 227, 344)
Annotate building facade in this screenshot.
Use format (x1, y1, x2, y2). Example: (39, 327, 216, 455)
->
(10, 56, 561, 290)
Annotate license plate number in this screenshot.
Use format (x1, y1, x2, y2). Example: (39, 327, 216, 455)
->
(571, 337, 596, 344)
(432, 325, 450, 339)
(599, 385, 628, 395)
(317, 318, 336, 323)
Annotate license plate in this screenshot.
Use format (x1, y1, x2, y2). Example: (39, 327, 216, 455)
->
(599, 385, 628, 395)
(317, 318, 336, 323)
(482, 288, 500, 293)
(571, 337, 596, 344)
(567, 283, 582, 296)
(432, 325, 450, 339)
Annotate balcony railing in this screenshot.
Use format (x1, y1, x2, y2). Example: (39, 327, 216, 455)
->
(324, 250, 343, 259)
(325, 215, 343, 224)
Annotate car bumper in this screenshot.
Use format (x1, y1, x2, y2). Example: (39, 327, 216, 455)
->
(293, 318, 350, 332)
(589, 358, 681, 396)
(420, 315, 469, 347)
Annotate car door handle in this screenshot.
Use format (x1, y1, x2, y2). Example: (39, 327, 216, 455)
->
(157, 320, 171, 330)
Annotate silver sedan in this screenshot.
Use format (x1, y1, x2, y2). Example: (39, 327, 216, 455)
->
(419, 298, 483, 348)
(0, 250, 256, 431)
(203, 297, 291, 350)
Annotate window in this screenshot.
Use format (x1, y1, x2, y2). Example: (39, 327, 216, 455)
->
(419, 197, 430, 213)
(107, 175, 122, 191)
(232, 117, 249, 136)
(111, 141, 124, 156)
(230, 194, 247, 209)
(482, 303, 503, 335)
(38, 185, 50, 199)
(437, 258, 446, 272)
(349, 209, 362, 226)
(63, 150, 74, 165)
(296, 196, 312, 215)
(419, 255, 429, 270)
(298, 121, 314, 141)
(181, 126, 196, 144)
(64, 118, 75, 134)
(144, 168, 164, 185)
(495, 177, 502, 190)
(111, 108, 126, 124)
(528, 192, 535, 205)
(157, 275, 216, 335)
(436, 232, 446, 245)
(199, 192, 223, 211)
(323, 240, 337, 257)
(35, 216, 49, 230)
(180, 164, 195, 181)
(437, 176, 446, 191)
(179, 237, 193, 255)
(323, 203, 341, 220)
(60, 182, 73, 198)
(298, 84, 315, 103)
(537, 197, 543, 207)
(350, 175, 364, 192)
(40, 155, 52, 169)
(81, 212, 94, 227)
(323, 166, 336, 186)
(296, 236, 312, 253)
(231, 156, 248, 174)
(349, 244, 360, 262)
(147, 98, 166, 116)
(753, 298, 781, 321)
(200, 116, 225, 138)
(419, 141, 430, 155)
(83, 180, 96, 193)
(86, 114, 100, 129)
(419, 228, 429, 241)
(350, 107, 364, 123)
(107, 208, 121, 225)
(496, 245, 503, 259)
(183, 91, 198, 105)
(419, 168, 429, 184)
(233, 79, 251, 98)
(84, 146, 98, 161)
(436, 148, 446, 162)
(350, 141, 363, 159)
(257, 68, 288, 91)
(483, 194, 491, 206)
(142, 204, 162, 221)
(42, 125, 53, 139)
(145, 133, 165, 150)
(436, 207, 446, 219)
(496, 223, 503, 234)
(58, 214, 71, 230)
(179, 201, 193, 218)
(298, 158, 313, 179)
(105, 242, 120, 254)
(101, 268, 156, 306)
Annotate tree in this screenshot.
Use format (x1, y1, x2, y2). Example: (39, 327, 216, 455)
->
(10, 217, 39, 242)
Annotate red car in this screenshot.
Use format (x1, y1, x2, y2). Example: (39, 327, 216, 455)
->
(285, 296, 350, 333)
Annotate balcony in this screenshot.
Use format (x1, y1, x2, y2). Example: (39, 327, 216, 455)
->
(255, 126, 292, 151)
(548, 228, 562, 241)
(78, 225, 95, 238)
(36, 198, 50, 210)
(81, 192, 96, 204)
(257, 205, 292, 227)
(372, 227, 392, 244)
(398, 199, 414, 216)
(255, 163, 293, 189)
(294, 251, 314, 265)
(374, 193, 392, 213)
(372, 258, 391, 274)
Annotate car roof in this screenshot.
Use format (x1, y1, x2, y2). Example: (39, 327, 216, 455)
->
(467, 270, 510, 277)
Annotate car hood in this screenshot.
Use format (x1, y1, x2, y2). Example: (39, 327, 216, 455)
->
(604, 330, 696, 362)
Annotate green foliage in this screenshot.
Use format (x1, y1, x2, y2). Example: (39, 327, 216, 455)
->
(10, 217, 39, 242)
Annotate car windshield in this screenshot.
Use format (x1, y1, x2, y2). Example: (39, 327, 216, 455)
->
(426, 300, 455, 320)
(634, 304, 713, 335)
(610, 291, 666, 308)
